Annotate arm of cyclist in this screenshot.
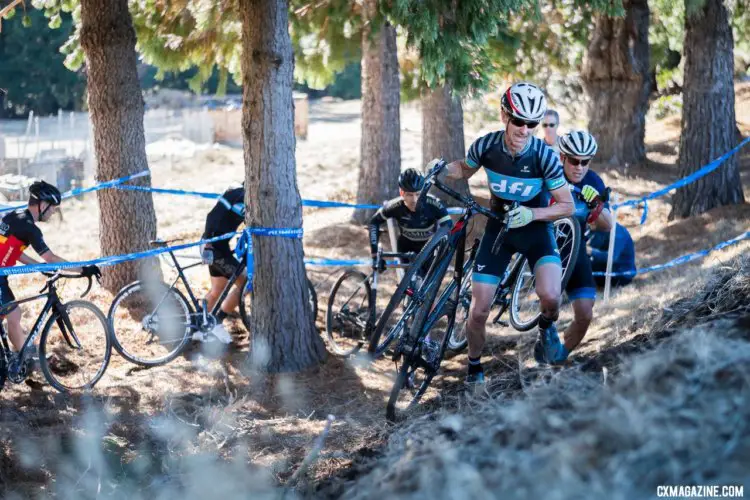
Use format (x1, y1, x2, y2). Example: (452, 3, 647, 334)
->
(580, 184, 613, 232)
(590, 208, 613, 232)
(443, 159, 479, 181)
(18, 253, 39, 265)
(38, 250, 101, 277)
(530, 185, 575, 221)
(431, 196, 454, 229)
(368, 207, 391, 262)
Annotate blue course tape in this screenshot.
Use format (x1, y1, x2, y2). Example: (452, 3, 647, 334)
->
(613, 136, 750, 223)
(115, 184, 466, 214)
(593, 230, 750, 277)
(241, 227, 304, 292)
(0, 227, 302, 277)
(0, 170, 151, 214)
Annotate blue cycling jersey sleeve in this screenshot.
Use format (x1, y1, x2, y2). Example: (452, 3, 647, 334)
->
(466, 131, 503, 169)
(537, 142, 567, 191)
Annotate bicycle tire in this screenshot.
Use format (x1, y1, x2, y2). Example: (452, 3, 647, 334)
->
(108, 281, 193, 367)
(368, 225, 453, 358)
(446, 267, 473, 352)
(0, 343, 6, 393)
(39, 300, 112, 393)
(508, 217, 582, 331)
(325, 270, 372, 357)
(241, 278, 318, 333)
(386, 305, 456, 422)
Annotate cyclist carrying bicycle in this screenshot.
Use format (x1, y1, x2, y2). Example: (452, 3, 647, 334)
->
(554, 130, 613, 363)
(440, 82, 575, 384)
(0, 181, 100, 362)
(201, 182, 247, 344)
(368, 168, 453, 269)
(369, 169, 453, 359)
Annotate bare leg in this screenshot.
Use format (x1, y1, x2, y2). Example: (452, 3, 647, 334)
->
(563, 299, 594, 351)
(206, 276, 229, 312)
(534, 263, 562, 322)
(466, 281, 497, 359)
(6, 308, 26, 352)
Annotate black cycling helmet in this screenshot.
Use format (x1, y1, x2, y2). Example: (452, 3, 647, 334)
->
(29, 180, 62, 206)
(398, 168, 425, 192)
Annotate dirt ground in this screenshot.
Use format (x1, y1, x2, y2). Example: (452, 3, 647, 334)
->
(1, 86, 750, 498)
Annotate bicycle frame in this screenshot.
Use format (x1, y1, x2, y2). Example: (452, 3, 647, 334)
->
(333, 248, 414, 336)
(160, 247, 248, 320)
(0, 279, 80, 375)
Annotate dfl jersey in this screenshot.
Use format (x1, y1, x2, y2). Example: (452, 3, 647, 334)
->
(466, 131, 567, 212)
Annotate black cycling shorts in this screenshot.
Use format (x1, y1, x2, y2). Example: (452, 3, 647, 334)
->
(207, 241, 241, 279)
(0, 276, 17, 314)
(473, 219, 561, 287)
(565, 241, 597, 301)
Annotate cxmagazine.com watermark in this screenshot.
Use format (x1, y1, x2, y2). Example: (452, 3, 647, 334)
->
(657, 485, 744, 498)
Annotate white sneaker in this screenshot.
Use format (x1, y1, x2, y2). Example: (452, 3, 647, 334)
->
(208, 323, 233, 344)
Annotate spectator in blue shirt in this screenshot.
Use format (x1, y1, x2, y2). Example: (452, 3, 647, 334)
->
(589, 223, 637, 287)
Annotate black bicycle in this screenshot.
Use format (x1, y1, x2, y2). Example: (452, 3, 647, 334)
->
(107, 238, 317, 367)
(381, 160, 581, 421)
(495, 186, 609, 332)
(324, 246, 415, 357)
(0, 271, 111, 394)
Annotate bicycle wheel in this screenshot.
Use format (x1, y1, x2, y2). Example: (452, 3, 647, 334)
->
(386, 306, 455, 422)
(39, 300, 112, 393)
(446, 268, 472, 352)
(108, 281, 193, 367)
(509, 217, 581, 331)
(240, 278, 318, 333)
(0, 344, 6, 393)
(325, 270, 372, 356)
(368, 226, 453, 358)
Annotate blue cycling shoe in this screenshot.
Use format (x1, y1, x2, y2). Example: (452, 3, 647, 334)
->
(534, 323, 565, 365)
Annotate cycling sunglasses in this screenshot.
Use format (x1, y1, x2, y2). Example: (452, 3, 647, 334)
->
(567, 157, 591, 167)
(509, 117, 540, 129)
(542, 123, 557, 128)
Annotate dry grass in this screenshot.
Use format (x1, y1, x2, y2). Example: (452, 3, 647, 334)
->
(1, 89, 750, 498)
(324, 257, 750, 500)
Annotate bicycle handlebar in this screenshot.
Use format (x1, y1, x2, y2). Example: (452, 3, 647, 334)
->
(40, 271, 96, 298)
(419, 159, 505, 222)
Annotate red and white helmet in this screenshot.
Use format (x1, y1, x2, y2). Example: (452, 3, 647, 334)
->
(500, 82, 548, 122)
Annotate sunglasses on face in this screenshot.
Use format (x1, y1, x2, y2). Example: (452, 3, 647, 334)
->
(567, 157, 591, 167)
(509, 117, 540, 129)
(542, 123, 557, 128)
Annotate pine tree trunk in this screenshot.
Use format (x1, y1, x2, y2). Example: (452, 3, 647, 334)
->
(79, 0, 159, 292)
(582, 0, 650, 165)
(351, 0, 401, 224)
(421, 84, 469, 204)
(239, 0, 326, 372)
(670, 0, 744, 219)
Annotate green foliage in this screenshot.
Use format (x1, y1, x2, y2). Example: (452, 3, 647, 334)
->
(650, 0, 750, 89)
(386, 0, 621, 97)
(0, 6, 85, 118)
(129, 1, 243, 94)
(290, 0, 362, 89)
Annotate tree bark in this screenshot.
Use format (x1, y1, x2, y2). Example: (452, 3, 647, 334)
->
(582, 0, 651, 165)
(670, 0, 744, 219)
(79, 0, 159, 292)
(421, 84, 469, 204)
(240, 0, 326, 372)
(351, 0, 401, 224)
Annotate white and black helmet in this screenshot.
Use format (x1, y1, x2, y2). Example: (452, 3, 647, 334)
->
(500, 82, 548, 122)
(558, 130, 599, 159)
